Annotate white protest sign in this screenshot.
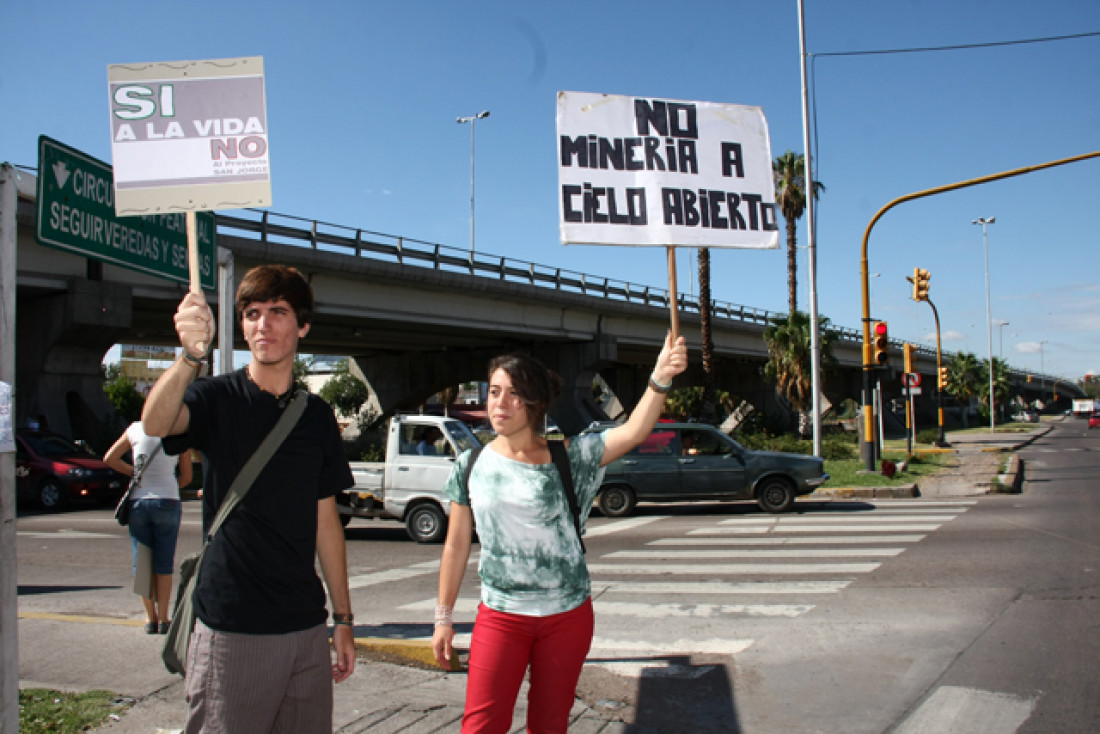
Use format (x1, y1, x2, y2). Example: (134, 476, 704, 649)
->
(557, 91, 778, 248)
(108, 56, 271, 216)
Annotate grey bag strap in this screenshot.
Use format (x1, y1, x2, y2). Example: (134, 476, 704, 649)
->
(204, 389, 308, 544)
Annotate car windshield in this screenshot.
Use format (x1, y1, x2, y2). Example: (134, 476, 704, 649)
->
(445, 421, 482, 454)
(22, 434, 83, 457)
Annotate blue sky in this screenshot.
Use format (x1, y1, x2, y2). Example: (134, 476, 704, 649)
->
(4, 0, 1098, 381)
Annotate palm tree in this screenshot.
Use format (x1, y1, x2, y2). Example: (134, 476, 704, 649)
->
(944, 352, 982, 427)
(697, 247, 718, 424)
(773, 151, 825, 316)
(978, 357, 1012, 420)
(763, 310, 839, 437)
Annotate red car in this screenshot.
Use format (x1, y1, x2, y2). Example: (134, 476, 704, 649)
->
(15, 432, 127, 511)
(1089, 413, 1100, 430)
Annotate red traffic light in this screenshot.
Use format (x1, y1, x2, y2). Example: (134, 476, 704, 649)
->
(871, 321, 889, 366)
(874, 322, 887, 337)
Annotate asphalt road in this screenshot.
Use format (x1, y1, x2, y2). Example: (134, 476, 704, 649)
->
(13, 421, 1099, 733)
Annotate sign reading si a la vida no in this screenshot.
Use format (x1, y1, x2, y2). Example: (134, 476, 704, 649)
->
(107, 55, 272, 216)
(557, 91, 779, 248)
(36, 136, 216, 290)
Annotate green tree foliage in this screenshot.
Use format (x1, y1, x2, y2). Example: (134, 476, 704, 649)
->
(977, 357, 1012, 416)
(318, 359, 369, 418)
(773, 150, 825, 316)
(944, 352, 982, 427)
(762, 310, 839, 436)
(101, 364, 144, 423)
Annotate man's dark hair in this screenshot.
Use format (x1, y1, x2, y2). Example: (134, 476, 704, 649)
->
(236, 265, 314, 327)
(487, 353, 562, 432)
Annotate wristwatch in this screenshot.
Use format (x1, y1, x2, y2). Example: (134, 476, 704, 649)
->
(332, 612, 354, 626)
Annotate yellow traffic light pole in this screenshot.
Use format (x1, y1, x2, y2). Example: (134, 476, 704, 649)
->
(860, 150, 1100, 471)
(926, 298, 948, 447)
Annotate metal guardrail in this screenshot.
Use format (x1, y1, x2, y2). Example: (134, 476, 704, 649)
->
(208, 208, 1058, 387)
(214, 208, 861, 339)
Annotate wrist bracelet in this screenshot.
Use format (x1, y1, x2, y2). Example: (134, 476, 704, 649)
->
(649, 374, 672, 394)
(435, 604, 454, 627)
(180, 350, 204, 369)
(332, 612, 354, 625)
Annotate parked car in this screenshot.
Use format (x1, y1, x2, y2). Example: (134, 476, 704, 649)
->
(1012, 409, 1039, 423)
(15, 431, 127, 511)
(1089, 412, 1100, 430)
(593, 422, 829, 516)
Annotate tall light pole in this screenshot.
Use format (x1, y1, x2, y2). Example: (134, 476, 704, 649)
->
(457, 110, 490, 255)
(1039, 339, 1049, 396)
(972, 216, 996, 433)
(996, 320, 1010, 359)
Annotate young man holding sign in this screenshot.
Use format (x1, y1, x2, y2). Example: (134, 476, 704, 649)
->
(143, 265, 355, 733)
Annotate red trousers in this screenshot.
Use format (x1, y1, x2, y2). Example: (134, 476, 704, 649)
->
(462, 598, 594, 734)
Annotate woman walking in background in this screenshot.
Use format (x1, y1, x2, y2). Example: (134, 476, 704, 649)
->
(432, 332, 687, 733)
(105, 421, 192, 633)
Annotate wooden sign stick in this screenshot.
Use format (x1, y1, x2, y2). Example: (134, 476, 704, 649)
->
(186, 211, 206, 355)
(666, 246, 680, 341)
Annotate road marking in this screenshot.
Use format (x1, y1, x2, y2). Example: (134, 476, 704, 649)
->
(586, 516, 667, 536)
(718, 515, 959, 524)
(595, 600, 813, 618)
(19, 611, 145, 627)
(607, 548, 904, 559)
(594, 580, 853, 595)
(693, 524, 944, 533)
(893, 686, 1037, 734)
(651, 535, 927, 545)
(17, 531, 118, 539)
(349, 560, 440, 589)
(587, 562, 881, 574)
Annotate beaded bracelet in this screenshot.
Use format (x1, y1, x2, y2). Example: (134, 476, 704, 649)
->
(435, 604, 454, 627)
(649, 373, 672, 394)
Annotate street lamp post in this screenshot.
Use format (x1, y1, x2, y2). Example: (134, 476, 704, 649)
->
(1039, 339, 1049, 397)
(996, 320, 1010, 360)
(972, 216, 996, 433)
(456, 110, 490, 255)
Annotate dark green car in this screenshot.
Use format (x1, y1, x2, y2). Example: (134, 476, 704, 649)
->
(595, 422, 828, 516)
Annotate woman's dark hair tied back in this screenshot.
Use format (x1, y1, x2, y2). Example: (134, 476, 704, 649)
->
(488, 353, 562, 431)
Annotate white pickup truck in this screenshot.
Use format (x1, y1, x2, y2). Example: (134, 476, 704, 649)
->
(338, 414, 483, 543)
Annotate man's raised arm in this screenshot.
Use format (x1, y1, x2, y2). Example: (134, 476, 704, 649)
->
(143, 292, 215, 438)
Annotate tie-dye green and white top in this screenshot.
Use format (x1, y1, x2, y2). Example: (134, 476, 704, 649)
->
(444, 432, 607, 617)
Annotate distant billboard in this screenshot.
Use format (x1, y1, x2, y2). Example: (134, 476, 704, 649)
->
(557, 91, 778, 249)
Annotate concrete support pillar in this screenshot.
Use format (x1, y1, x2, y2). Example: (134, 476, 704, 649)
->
(17, 279, 131, 451)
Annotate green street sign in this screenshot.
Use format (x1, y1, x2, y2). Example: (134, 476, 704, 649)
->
(35, 135, 216, 290)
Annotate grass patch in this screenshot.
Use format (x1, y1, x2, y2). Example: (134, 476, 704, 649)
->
(19, 688, 131, 733)
(823, 451, 951, 487)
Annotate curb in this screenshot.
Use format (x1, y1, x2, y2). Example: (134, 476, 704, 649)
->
(810, 485, 919, 500)
(354, 636, 465, 672)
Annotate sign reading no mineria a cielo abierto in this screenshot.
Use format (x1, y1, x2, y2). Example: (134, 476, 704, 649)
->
(557, 91, 779, 249)
(107, 55, 271, 216)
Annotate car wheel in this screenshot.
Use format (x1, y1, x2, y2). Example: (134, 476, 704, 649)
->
(597, 485, 636, 518)
(37, 478, 67, 511)
(405, 503, 447, 544)
(756, 478, 795, 513)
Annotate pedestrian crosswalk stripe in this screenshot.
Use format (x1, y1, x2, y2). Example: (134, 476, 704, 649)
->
(718, 515, 958, 524)
(588, 562, 880, 574)
(595, 601, 813, 618)
(693, 524, 944, 533)
(652, 535, 926, 545)
(588, 637, 754, 656)
(349, 560, 441, 589)
(585, 516, 667, 536)
(594, 580, 853, 594)
(606, 548, 904, 559)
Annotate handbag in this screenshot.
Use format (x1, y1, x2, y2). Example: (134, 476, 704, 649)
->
(162, 390, 308, 676)
(114, 441, 163, 526)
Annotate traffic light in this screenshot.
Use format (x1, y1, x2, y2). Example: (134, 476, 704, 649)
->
(939, 366, 949, 389)
(1027, 374, 1032, 382)
(872, 321, 889, 366)
(903, 343, 915, 374)
(912, 267, 930, 301)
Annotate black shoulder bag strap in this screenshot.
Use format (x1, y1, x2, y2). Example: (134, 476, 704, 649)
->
(548, 440, 585, 554)
(463, 440, 584, 553)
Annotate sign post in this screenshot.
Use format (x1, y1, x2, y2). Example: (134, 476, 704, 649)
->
(557, 91, 778, 346)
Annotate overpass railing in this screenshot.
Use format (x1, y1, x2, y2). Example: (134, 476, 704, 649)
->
(216, 208, 862, 338)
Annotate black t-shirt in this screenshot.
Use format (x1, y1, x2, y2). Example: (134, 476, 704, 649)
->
(164, 369, 353, 634)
